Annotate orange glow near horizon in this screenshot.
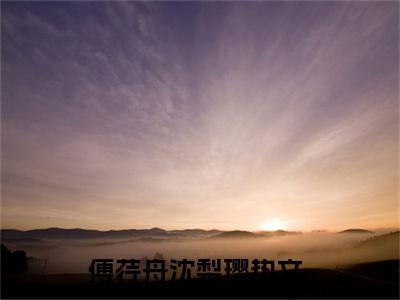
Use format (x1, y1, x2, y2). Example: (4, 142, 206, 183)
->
(258, 219, 287, 231)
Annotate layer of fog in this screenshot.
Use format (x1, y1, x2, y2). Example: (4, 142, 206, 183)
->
(4, 231, 399, 274)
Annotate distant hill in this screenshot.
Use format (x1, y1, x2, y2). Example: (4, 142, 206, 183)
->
(337, 229, 374, 234)
(168, 229, 222, 238)
(210, 230, 301, 239)
(210, 230, 259, 239)
(354, 231, 399, 248)
(0, 228, 305, 240)
(257, 230, 302, 236)
(0, 227, 222, 240)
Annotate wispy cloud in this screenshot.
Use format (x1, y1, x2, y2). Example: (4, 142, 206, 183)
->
(1, 2, 398, 230)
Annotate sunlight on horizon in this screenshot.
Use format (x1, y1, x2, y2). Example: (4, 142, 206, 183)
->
(259, 219, 287, 231)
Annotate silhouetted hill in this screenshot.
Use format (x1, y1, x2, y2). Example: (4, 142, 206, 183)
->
(354, 231, 399, 248)
(208, 230, 301, 239)
(1, 228, 305, 241)
(338, 228, 374, 234)
(1, 228, 222, 240)
(168, 229, 222, 237)
(210, 230, 258, 239)
(257, 230, 302, 236)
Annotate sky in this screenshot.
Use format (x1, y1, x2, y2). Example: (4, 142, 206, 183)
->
(1, 1, 398, 231)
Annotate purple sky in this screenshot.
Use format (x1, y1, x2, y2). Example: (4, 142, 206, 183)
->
(1, 2, 398, 231)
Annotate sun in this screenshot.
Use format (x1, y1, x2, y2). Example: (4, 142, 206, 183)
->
(259, 219, 286, 231)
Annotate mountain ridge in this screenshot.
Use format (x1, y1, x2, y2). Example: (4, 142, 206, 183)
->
(1, 227, 301, 240)
(337, 229, 374, 234)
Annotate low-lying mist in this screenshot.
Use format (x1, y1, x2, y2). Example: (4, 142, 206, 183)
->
(3, 230, 398, 274)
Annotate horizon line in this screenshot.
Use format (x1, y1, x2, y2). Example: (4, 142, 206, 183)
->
(1, 226, 399, 233)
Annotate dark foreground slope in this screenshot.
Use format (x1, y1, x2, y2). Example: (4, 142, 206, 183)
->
(2, 260, 399, 299)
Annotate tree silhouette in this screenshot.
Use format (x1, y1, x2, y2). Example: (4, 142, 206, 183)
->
(1, 244, 28, 273)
